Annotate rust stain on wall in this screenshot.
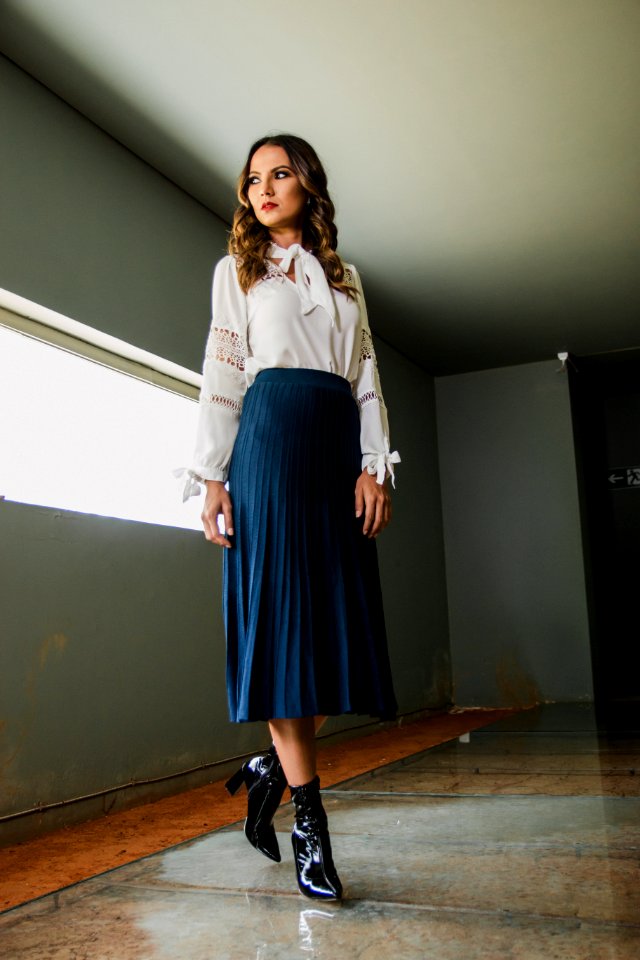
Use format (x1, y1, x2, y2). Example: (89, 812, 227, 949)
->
(37, 632, 69, 670)
(495, 651, 540, 709)
(1, 634, 73, 777)
(26, 633, 70, 702)
(0, 719, 9, 774)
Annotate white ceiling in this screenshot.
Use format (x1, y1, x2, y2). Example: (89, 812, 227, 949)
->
(1, 0, 639, 373)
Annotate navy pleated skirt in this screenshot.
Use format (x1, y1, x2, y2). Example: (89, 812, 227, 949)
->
(223, 367, 397, 723)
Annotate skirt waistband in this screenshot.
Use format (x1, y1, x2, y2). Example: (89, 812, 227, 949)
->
(253, 367, 351, 394)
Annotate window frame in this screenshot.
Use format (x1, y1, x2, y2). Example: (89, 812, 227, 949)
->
(0, 287, 201, 401)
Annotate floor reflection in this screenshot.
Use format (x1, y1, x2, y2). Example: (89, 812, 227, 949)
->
(298, 907, 338, 953)
(1, 704, 638, 959)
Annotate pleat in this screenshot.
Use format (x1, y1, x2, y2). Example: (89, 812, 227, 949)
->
(223, 367, 397, 723)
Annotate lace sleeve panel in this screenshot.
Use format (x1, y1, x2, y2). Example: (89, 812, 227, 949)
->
(356, 327, 385, 410)
(203, 324, 247, 412)
(176, 258, 249, 498)
(205, 325, 246, 373)
(201, 255, 249, 413)
(350, 263, 400, 486)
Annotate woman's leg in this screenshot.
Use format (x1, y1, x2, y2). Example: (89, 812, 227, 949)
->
(268, 716, 316, 785)
(268, 715, 327, 785)
(269, 714, 342, 900)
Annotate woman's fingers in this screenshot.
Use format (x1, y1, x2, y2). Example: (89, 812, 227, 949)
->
(362, 493, 375, 536)
(357, 477, 379, 535)
(356, 469, 392, 538)
(363, 487, 389, 537)
(382, 496, 392, 530)
(202, 510, 232, 548)
(370, 491, 392, 537)
(369, 495, 385, 538)
(211, 528, 233, 549)
(201, 485, 234, 548)
(222, 498, 235, 538)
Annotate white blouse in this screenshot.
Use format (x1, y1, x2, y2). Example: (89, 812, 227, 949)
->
(176, 243, 400, 501)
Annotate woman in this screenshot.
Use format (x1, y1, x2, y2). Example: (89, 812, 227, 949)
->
(178, 134, 400, 900)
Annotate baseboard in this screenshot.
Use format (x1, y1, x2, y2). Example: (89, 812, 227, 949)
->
(0, 706, 451, 847)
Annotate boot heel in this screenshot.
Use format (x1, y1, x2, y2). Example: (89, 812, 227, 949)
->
(225, 765, 245, 796)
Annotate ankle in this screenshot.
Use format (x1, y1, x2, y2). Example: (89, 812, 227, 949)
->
(289, 774, 320, 794)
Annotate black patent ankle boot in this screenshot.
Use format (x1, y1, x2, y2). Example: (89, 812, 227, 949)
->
(225, 744, 287, 862)
(290, 775, 343, 900)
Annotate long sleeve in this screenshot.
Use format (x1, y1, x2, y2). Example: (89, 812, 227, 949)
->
(175, 256, 248, 501)
(351, 265, 401, 486)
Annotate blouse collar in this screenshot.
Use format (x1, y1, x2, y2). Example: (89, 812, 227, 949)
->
(269, 243, 337, 325)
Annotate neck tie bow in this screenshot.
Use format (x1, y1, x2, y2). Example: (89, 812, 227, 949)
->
(270, 243, 337, 326)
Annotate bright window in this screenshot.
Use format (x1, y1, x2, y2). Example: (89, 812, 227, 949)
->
(0, 323, 203, 531)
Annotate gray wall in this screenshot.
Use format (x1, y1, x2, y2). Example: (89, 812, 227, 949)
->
(435, 360, 593, 707)
(0, 53, 227, 372)
(0, 503, 231, 820)
(0, 56, 450, 830)
(376, 341, 451, 713)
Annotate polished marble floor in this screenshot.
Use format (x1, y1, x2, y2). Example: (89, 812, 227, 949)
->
(1, 704, 639, 959)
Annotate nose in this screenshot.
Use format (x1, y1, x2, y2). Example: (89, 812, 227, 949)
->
(260, 176, 274, 196)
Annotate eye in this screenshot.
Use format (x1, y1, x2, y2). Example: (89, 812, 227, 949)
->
(275, 170, 290, 179)
(247, 176, 260, 186)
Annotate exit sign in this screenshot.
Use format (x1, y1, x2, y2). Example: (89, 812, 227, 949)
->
(607, 466, 640, 489)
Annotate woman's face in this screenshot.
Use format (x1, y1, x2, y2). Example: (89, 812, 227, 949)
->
(246, 144, 307, 236)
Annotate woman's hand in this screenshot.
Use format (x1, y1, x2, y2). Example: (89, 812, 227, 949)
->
(355, 468, 392, 538)
(201, 480, 235, 548)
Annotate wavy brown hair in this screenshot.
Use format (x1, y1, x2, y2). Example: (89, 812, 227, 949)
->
(228, 133, 357, 300)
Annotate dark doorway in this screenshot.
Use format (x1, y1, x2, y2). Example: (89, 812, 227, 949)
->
(568, 350, 640, 731)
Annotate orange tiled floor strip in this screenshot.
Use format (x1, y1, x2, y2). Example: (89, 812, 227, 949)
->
(0, 709, 513, 912)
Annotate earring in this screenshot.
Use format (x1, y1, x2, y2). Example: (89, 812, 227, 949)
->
(306, 197, 311, 206)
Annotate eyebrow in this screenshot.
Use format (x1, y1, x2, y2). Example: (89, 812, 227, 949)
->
(248, 165, 293, 177)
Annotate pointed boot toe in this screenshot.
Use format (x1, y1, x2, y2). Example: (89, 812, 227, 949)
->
(290, 776, 343, 900)
(246, 820, 281, 862)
